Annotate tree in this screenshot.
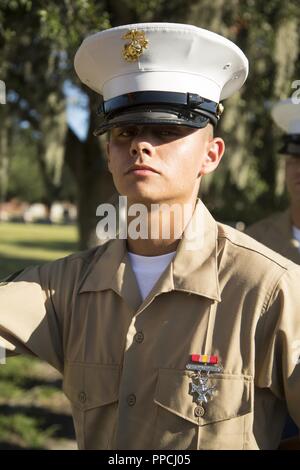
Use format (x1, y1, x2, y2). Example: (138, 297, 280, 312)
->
(36, 0, 194, 248)
(187, 0, 300, 223)
(1, 0, 299, 247)
(0, 0, 70, 211)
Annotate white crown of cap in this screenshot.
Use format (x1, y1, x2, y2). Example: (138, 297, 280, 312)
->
(271, 98, 300, 134)
(74, 22, 248, 103)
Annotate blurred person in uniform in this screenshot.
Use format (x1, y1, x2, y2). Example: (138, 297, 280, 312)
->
(246, 99, 300, 446)
(0, 23, 300, 450)
(247, 99, 300, 264)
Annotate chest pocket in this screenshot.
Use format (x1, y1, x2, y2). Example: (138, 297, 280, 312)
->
(63, 362, 120, 449)
(153, 368, 252, 450)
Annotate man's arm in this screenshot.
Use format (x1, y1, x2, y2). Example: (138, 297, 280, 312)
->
(255, 266, 300, 444)
(0, 260, 67, 372)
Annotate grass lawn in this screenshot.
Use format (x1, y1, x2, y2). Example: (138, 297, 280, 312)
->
(0, 222, 78, 449)
(0, 222, 78, 278)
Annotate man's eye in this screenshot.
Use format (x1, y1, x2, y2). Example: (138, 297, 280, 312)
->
(159, 129, 178, 137)
(119, 130, 133, 137)
(114, 128, 135, 137)
(159, 130, 171, 136)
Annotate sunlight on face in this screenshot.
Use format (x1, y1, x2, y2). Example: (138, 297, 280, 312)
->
(106, 124, 223, 206)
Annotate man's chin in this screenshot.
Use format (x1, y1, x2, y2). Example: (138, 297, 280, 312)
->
(126, 193, 163, 207)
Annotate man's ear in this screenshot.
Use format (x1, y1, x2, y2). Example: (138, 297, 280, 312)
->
(200, 137, 225, 176)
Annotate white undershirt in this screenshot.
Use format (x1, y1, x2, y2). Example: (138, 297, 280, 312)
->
(292, 226, 300, 252)
(128, 251, 176, 301)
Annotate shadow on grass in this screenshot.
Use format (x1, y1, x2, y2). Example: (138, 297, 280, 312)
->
(0, 373, 62, 390)
(0, 405, 75, 450)
(0, 442, 28, 450)
(6, 240, 78, 253)
(0, 256, 47, 279)
(0, 365, 75, 449)
(0, 404, 75, 440)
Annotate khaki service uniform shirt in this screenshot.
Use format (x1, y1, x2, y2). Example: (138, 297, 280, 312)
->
(246, 210, 300, 265)
(0, 201, 300, 450)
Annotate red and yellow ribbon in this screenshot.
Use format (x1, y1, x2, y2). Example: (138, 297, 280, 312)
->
(191, 354, 218, 364)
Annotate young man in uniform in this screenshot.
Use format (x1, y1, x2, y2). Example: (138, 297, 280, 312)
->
(247, 98, 300, 264)
(0, 23, 299, 450)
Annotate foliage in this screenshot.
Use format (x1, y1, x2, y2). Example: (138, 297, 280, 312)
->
(0, 0, 300, 238)
(0, 226, 77, 449)
(0, 414, 58, 448)
(187, 0, 300, 223)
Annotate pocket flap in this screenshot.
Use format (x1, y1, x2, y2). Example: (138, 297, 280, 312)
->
(63, 362, 120, 410)
(154, 368, 252, 425)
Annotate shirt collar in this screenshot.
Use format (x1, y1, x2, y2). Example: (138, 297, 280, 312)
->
(79, 199, 221, 307)
(171, 200, 221, 301)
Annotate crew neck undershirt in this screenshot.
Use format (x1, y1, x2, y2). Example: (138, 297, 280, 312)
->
(128, 251, 176, 301)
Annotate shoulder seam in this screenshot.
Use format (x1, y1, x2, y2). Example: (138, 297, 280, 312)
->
(64, 245, 106, 264)
(218, 233, 290, 271)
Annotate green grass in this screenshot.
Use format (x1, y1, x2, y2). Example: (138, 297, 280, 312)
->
(0, 414, 59, 449)
(0, 222, 78, 448)
(0, 222, 78, 278)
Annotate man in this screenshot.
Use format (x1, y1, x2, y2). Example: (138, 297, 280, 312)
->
(246, 99, 300, 446)
(0, 23, 300, 450)
(247, 98, 300, 264)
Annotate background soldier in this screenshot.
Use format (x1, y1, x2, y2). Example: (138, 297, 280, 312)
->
(247, 99, 300, 264)
(246, 98, 300, 446)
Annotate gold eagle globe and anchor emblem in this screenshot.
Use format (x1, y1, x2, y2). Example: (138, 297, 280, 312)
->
(122, 29, 149, 62)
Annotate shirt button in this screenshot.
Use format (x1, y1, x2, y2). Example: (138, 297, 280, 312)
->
(78, 391, 87, 403)
(194, 405, 205, 417)
(127, 394, 136, 406)
(134, 331, 144, 343)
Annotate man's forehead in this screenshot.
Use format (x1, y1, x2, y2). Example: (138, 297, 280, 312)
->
(286, 154, 300, 161)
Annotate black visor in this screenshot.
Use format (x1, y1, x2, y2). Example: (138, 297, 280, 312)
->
(94, 91, 223, 136)
(279, 134, 300, 157)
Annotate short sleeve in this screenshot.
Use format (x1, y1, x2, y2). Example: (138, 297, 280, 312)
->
(255, 266, 300, 429)
(0, 260, 68, 373)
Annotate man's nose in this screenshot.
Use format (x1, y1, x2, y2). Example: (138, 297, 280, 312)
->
(130, 133, 154, 159)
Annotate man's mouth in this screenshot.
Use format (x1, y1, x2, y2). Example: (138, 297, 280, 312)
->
(126, 164, 160, 175)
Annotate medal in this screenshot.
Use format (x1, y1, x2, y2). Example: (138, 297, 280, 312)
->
(186, 354, 222, 418)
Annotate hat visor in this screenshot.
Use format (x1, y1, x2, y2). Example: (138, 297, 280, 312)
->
(279, 142, 300, 157)
(94, 109, 210, 136)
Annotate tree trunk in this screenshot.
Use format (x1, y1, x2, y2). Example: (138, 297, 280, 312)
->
(0, 127, 9, 206)
(64, 107, 114, 250)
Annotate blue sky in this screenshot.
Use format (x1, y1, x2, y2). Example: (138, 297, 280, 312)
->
(64, 81, 89, 141)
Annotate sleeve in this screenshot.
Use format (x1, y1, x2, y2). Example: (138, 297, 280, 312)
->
(255, 265, 300, 430)
(0, 259, 69, 373)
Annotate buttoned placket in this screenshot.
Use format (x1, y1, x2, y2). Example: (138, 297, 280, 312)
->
(77, 199, 222, 448)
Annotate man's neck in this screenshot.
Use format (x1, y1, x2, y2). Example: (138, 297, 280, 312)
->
(126, 198, 197, 256)
(127, 237, 180, 256)
(290, 202, 300, 229)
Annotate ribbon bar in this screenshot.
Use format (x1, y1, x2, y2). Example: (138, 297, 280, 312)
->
(191, 354, 218, 364)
